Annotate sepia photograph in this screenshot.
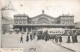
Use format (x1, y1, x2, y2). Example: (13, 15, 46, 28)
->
(1, 0, 80, 52)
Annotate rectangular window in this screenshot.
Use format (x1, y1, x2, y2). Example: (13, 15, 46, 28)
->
(19, 20, 22, 24)
(23, 20, 26, 24)
(15, 20, 18, 24)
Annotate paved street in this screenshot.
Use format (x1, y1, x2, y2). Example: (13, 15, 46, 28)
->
(1, 33, 80, 52)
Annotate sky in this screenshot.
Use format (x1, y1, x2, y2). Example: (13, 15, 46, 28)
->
(1, 0, 80, 23)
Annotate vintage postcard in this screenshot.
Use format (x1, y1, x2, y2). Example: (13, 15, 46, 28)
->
(1, 0, 80, 52)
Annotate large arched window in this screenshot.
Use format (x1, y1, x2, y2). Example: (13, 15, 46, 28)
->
(37, 17, 50, 24)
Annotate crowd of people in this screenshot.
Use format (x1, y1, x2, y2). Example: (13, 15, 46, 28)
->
(20, 32, 36, 43)
(20, 31, 78, 43)
(67, 33, 78, 43)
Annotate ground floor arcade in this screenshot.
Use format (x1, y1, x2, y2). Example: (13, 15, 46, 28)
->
(14, 24, 75, 32)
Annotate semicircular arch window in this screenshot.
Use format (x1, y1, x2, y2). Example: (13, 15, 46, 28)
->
(37, 18, 50, 24)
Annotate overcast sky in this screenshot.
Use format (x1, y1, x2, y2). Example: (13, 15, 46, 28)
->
(1, 0, 80, 23)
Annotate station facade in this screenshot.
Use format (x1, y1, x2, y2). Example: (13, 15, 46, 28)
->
(14, 12, 74, 32)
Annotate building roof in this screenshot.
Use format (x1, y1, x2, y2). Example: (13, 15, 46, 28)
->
(59, 14, 74, 17)
(30, 13, 74, 19)
(31, 13, 56, 19)
(14, 14, 28, 17)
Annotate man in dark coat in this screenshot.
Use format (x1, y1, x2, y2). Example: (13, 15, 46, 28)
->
(55, 35, 58, 43)
(59, 35, 62, 43)
(44, 30, 49, 41)
(45, 35, 48, 41)
(74, 35, 78, 43)
(30, 34, 33, 41)
(26, 35, 29, 42)
(20, 35, 23, 43)
(37, 35, 39, 41)
(74, 33, 78, 43)
(52, 35, 55, 41)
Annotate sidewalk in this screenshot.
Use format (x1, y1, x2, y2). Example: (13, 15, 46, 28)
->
(61, 43, 80, 52)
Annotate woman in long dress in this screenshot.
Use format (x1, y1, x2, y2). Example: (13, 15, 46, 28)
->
(74, 33, 78, 43)
(67, 33, 71, 43)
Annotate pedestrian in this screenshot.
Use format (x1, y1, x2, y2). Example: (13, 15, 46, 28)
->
(33, 33, 35, 39)
(37, 35, 39, 41)
(44, 31, 49, 41)
(72, 34, 75, 43)
(74, 33, 78, 43)
(52, 35, 55, 41)
(20, 35, 23, 43)
(59, 35, 62, 43)
(30, 34, 33, 41)
(45, 35, 48, 41)
(55, 35, 58, 43)
(67, 33, 71, 43)
(26, 35, 29, 42)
